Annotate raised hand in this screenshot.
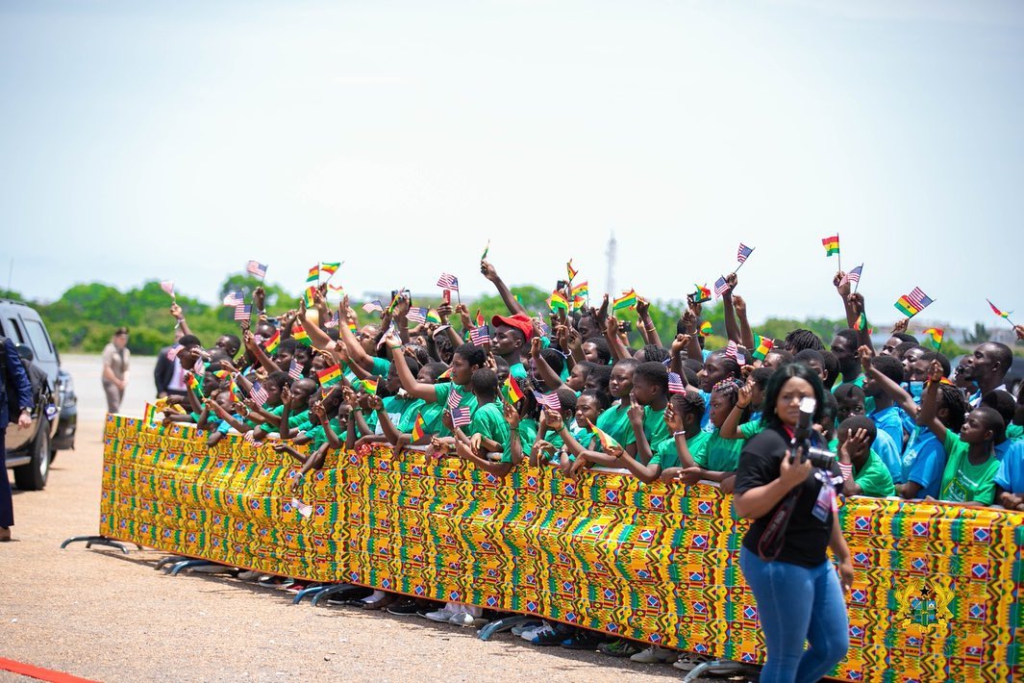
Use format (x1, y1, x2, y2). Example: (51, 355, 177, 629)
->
(736, 381, 754, 409)
(480, 260, 498, 282)
(530, 336, 543, 358)
(664, 402, 683, 433)
(725, 273, 738, 292)
(732, 295, 747, 317)
(627, 396, 644, 428)
(636, 296, 650, 318)
(891, 318, 909, 335)
(542, 407, 563, 432)
(503, 401, 521, 429)
(858, 345, 874, 373)
(928, 359, 944, 384)
(833, 271, 851, 298)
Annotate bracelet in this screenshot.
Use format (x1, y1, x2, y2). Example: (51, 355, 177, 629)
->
(672, 430, 687, 437)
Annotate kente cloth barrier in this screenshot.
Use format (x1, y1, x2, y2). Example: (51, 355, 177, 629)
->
(100, 414, 1023, 683)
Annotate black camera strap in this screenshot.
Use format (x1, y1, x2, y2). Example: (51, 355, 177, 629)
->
(757, 488, 800, 562)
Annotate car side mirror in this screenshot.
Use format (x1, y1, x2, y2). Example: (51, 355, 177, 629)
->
(15, 343, 34, 362)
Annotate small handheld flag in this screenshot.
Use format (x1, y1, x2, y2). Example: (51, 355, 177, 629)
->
(736, 243, 754, 268)
(668, 372, 686, 394)
(533, 390, 562, 412)
(691, 284, 712, 304)
(250, 382, 269, 405)
(894, 287, 934, 318)
(566, 259, 578, 282)
(612, 289, 638, 311)
(987, 299, 1015, 325)
(503, 375, 524, 404)
(316, 364, 342, 388)
(699, 321, 713, 337)
(475, 309, 485, 328)
(291, 326, 312, 347)
(469, 326, 491, 347)
(589, 423, 621, 452)
(306, 264, 320, 284)
(361, 378, 379, 395)
(436, 273, 459, 290)
(160, 280, 175, 298)
(320, 262, 341, 279)
(234, 304, 252, 322)
(288, 359, 303, 380)
(922, 328, 944, 351)
(714, 276, 730, 299)
(725, 340, 746, 366)
(362, 300, 384, 315)
(184, 372, 202, 396)
(408, 307, 428, 324)
(263, 330, 281, 354)
(426, 309, 442, 325)
(752, 334, 775, 361)
(821, 235, 840, 257)
(446, 388, 462, 412)
(223, 290, 245, 307)
(450, 406, 472, 428)
(246, 260, 268, 278)
(411, 413, 427, 441)
(571, 281, 589, 306)
(548, 291, 569, 313)
(481, 239, 490, 262)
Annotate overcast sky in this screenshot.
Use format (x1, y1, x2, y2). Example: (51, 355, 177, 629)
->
(2, 0, 1022, 329)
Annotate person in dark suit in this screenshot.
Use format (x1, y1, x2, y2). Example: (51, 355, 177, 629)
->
(1, 336, 35, 542)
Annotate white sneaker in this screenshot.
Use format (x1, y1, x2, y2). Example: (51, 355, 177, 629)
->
(424, 609, 456, 623)
(236, 570, 260, 580)
(630, 645, 677, 663)
(521, 623, 554, 641)
(449, 612, 476, 627)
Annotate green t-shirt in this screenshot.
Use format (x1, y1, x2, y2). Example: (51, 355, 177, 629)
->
(692, 429, 744, 473)
(623, 405, 670, 450)
(596, 403, 633, 450)
(939, 429, 999, 505)
(739, 421, 766, 439)
(853, 450, 896, 497)
(650, 431, 711, 471)
(468, 401, 510, 456)
(536, 425, 591, 463)
(397, 397, 427, 433)
(418, 401, 449, 438)
(370, 356, 392, 378)
(501, 418, 538, 464)
(267, 405, 311, 432)
(378, 395, 413, 434)
(508, 362, 528, 381)
(433, 382, 478, 414)
(302, 418, 342, 450)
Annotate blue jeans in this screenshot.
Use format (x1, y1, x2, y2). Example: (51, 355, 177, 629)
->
(739, 547, 849, 683)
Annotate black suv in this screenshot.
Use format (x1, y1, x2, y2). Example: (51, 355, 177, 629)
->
(1, 298, 77, 490)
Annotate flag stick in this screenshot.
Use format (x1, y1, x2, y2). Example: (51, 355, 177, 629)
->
(733, 247, 754, 273)
(853, 263, 862, 294)
(836, 232, 841, 275)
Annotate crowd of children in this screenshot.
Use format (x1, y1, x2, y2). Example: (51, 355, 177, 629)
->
(152, 257, 1024, 671)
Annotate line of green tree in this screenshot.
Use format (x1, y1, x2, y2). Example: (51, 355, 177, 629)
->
(1, 276, 976, 359)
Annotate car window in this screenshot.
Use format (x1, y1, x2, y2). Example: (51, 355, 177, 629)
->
(6, 318, 24, 343)
(24, 319, 55, 361)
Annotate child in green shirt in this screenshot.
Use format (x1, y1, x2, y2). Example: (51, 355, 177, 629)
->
(919, 361, 1004, 505)
(836, 417, 896, 498)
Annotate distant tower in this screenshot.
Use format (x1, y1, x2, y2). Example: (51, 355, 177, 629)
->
(605, 232, 617, 296)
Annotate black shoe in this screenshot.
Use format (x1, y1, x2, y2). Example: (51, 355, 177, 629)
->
(387, 600, 422, 616)
(561, 630, 606, 650)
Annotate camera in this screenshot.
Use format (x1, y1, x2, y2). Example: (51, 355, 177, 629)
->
(619, 320, 633, 332)
(789, 397, 836, 470)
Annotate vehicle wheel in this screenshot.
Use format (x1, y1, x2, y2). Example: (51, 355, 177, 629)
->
(14, 420, 50, 491)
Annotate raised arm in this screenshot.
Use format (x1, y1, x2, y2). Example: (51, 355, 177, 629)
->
(859, 346, 917, 416)
(529, 337, 569, 392)
(480, 260, 528, 316)
(916, 360, 948, 441)
(387, 340, 439, 402)
(733, 295, 755, 351)
(636, 297, 663, 349)
(336, 295, 377, 370)
(604, 316, 631, 362)
(721, 274, 741, 344)
(721, 382, 754, 439)
(243, 330, 282, 374)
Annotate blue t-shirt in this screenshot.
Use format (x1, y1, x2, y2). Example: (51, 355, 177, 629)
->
(900, 428, 946, 499)
(869, 406, 905, 458)
(873, 429, 903, 484)
(994, 440, 1024, 494)
(699, 390, 713, 432)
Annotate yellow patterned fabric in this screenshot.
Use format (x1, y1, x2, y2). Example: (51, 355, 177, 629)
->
(101, 414, 1024, 682)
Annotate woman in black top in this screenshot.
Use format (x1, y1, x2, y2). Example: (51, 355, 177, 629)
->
(734, 363, 853, 683)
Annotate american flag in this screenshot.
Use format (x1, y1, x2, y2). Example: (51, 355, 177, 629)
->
(908, 287, 934, 310)
(533, 391, 561, 412)
(737, 243, 754, 263)
(362, 300, 384, 315)
(323, 314, 339, 329)
(714, 276, 730, 298)
(840, 264, 864, 287)
(725, 340, 746, 366)
(668, 372, 686, 394)
(436, 273, 459, 290)
(250, 382, 268, 405)
(469, 326, 490, 346)
(288, 359, 303, 380)
(447, 388, 462, 413)
(223, 290, 245, 306)
(408, 307, 428, 324)
(246, 260, 268, 278)
(450, 406, 472, 428)
(234, 304, 251, 322)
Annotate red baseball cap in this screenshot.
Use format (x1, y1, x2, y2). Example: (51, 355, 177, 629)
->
(491, 313, 534, 342)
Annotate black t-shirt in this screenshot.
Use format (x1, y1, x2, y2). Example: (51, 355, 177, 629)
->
(734, 425, 842, 568)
